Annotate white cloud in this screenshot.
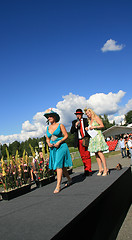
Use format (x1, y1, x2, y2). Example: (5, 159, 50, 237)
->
(108, 114, 125, 125)
(22, 120, 37, 132)
(110, 99, 132, 125)
(119, 99, 132, 115)
(106, 99, 132, 125)
(0, 90, 131, 145)
(101, 39, 125, 52)
(56, 93, 88, 127)
(87, 90, 126, 115)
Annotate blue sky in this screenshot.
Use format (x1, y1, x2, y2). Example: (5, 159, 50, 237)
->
(0, 0, 132, 144)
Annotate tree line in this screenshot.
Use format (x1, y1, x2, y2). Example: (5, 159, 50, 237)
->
(1, 112, 132, 159)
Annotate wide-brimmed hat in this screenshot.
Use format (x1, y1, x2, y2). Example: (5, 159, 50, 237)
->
(74, 109, 84, 115)
(44, 109, 60, 122)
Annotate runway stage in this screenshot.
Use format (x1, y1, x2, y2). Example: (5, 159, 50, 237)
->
(0, 167, 132, 240)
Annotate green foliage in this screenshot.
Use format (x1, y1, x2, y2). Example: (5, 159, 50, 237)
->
(6, 148, 10, 167)
(29, 144, 35, 158)
(69, 147, 78, 153)
(99, 114, 114, 130)
(125, 110, 132, 124)
(1, 144, 8, 159)
(65, 132, 74, 147)
(1, 136, 46, 160)
(8, 141, 20, 156)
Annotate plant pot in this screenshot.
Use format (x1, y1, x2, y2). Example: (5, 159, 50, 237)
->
(36, 175, 55, 188)
(0, 184, 31, 200)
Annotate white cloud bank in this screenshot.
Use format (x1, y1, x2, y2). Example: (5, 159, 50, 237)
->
(101, 39, 125, 52)
(0, 90, 131, 145)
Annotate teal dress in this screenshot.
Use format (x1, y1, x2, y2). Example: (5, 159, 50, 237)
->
(88, 120, 109, 153)
(47, 124, 73, 170)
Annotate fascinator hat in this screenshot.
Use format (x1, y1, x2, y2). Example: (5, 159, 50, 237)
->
(44, 109, 60, 123)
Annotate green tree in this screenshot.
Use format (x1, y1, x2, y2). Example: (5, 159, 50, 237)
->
(65, 132, 75, 147)
(1, 135, 47, 158)
(19, 141, 26, 157)
(125, 110, 132, 125)
(1, 144, 8, 160)
(8, 141, 20, 156)
(99, 114, 114, 130)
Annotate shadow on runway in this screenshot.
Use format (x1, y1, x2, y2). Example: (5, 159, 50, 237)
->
(61, 170, 98, 191)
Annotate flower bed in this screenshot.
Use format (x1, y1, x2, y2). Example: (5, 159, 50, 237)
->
(0, 184, 31, 200)
(35, 175, 56, 188)
(0, 143, 55, 199)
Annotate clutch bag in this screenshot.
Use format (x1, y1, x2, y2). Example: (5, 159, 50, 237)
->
(82, 136, 90, 148)
(51, 135, 59, 141)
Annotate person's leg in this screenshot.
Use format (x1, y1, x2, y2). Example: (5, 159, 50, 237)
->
(127, 149, 130, 158)
(129, 148, 132, 166)
(79, 140, 92, 173)
(95, 152, 103, 173)
(84, 147, 92, 172)
(97, 151, 108, 173)
(121, 148, 124, 158)
(30, 169, 34, 181)
(63, 167, 72, 186)
(123, 148, 127, 157)
(54, 168, 62, 193)
(63, 167, 71, 181)
(78, 140, 86, 171)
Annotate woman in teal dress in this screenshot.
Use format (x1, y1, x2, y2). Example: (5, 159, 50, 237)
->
(44, 109, 73, 193)
(84, 108, 109, 176)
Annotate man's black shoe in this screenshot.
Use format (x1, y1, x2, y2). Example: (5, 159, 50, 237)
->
(84, 171, 92, 176)
(88, 171, 92, 176)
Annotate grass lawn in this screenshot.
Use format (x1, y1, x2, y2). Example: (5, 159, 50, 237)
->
(70, 148, 120, 169)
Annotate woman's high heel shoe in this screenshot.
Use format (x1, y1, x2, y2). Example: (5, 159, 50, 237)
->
(97, 170, 103, 176)
(53, 186, 61, 194)
(102, 170, 110, 176)
(65, 179, 72, 187)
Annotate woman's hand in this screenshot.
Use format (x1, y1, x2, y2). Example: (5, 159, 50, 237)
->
(85, 126, 94, 130)
(46, 134, 54, 148)
(75, 121, 80, 128)
(48, 142, 54, 148)
(53, 141, 61, 148)
(88, 126, 94, 130)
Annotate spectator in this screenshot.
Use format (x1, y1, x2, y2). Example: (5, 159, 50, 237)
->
(125, 137, 130, 158)
(127, 135, 132, 166)
(119, 137, 127, 158)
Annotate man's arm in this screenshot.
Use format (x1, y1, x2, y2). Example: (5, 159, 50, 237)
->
(83, 118, 88, 127)
(70, 120, 78, 134)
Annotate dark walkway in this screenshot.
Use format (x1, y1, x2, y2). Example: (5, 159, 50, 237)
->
(0, 167, 131, 240)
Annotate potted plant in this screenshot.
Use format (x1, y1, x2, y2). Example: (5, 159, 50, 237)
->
(0, 149, 31, 200)
(30, 142, 55, 188)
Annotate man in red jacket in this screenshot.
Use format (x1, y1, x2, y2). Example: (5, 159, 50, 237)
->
(70, 109, 92, 176)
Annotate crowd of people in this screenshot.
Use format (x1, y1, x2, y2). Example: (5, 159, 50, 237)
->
(44, 107, 110, 194)
(119, 134, 132, 161)
(44, 108, 132, 194)
(1, 107, 132, 194)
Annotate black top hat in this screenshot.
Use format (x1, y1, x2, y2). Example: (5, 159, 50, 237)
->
(74, 109, 84, 115)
